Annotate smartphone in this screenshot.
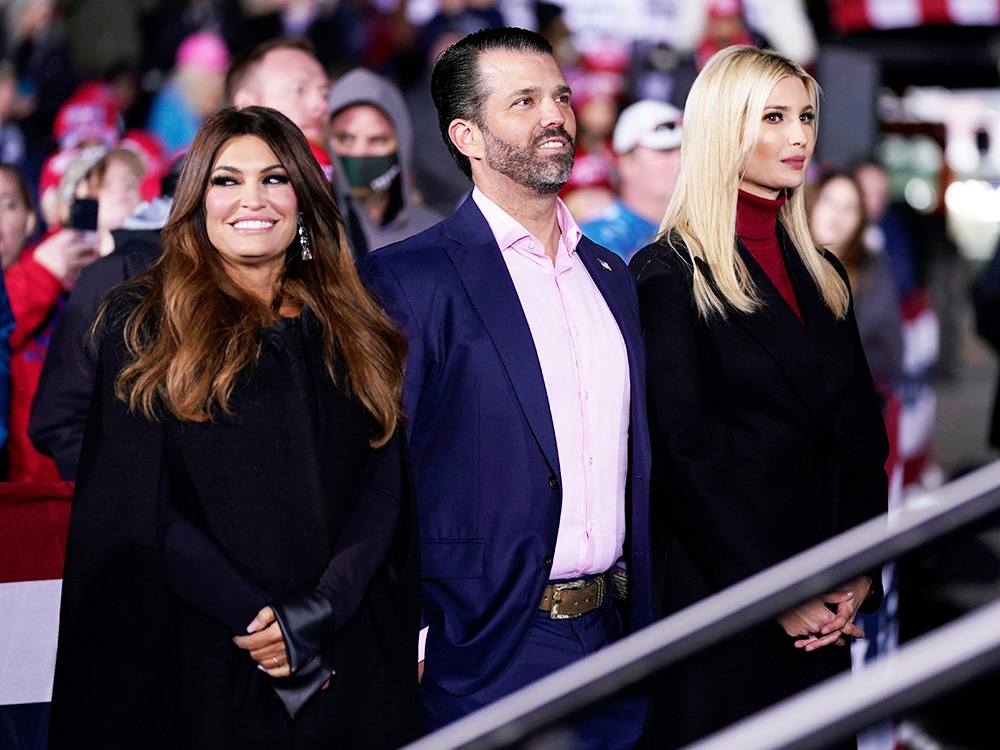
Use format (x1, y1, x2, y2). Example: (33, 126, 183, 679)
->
(68, 198, 99, 232)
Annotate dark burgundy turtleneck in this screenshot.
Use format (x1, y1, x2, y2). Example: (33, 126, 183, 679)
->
(736, 189, 803, 324)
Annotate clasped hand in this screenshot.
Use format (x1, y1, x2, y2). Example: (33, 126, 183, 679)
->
(233, 606, 291, 677)
(777, 575, 871, 652)
(232, 606, 332, 690)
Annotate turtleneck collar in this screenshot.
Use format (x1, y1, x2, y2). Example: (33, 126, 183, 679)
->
(736, 189, 786, 241)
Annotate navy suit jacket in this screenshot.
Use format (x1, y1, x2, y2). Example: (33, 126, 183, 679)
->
(361, 196, 654, 695)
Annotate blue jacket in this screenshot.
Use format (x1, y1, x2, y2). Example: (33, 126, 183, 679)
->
(361, 196, 654, 695)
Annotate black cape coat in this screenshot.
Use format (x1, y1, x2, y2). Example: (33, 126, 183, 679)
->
(48, 300, 423, 749)
(630, 229, 888, 749)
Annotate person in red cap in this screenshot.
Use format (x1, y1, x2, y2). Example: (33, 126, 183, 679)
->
(52, 84, 121, 152)
(37, 81, 124, 231)
(3, 152, 103, 481)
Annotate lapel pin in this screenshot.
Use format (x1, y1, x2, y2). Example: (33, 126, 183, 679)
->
(599, 259, 612, 272)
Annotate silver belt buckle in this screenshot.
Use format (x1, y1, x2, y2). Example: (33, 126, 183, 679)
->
(549, 576, 605, 620)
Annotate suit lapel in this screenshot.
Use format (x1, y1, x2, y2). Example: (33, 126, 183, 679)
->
(578, 240, 631, 335)
(700, 238, 832, 429)
(576, 239, 643, 382)
(782, 238, 851, 416)
(441, 199, 560, 476)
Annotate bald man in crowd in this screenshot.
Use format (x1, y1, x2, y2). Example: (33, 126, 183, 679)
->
(225, 38, 330, 155)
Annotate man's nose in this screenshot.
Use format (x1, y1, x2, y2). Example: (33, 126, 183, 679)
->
(539, 97, 566, 128)
(309, 89, 329, 118)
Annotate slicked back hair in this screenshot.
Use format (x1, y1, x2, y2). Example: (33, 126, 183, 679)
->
(430, 27, 553, 179)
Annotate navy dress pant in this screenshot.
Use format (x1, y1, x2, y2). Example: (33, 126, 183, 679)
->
(420, 596, 647, 750)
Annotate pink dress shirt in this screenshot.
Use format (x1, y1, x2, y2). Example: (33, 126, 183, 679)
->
(472, 188, 630, 580)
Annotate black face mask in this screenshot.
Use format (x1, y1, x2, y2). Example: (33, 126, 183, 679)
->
(339, 153, 401, 192)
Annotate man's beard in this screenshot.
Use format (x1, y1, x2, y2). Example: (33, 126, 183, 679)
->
(480, 123, 575, 195)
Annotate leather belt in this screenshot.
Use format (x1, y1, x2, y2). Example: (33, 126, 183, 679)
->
(539, 573, 608, 620)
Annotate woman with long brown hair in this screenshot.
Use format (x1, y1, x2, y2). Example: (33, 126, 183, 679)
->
(807, 169, 904, 390)
(48, 106, 423, 749)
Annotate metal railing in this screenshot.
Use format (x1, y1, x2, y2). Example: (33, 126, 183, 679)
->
(685, 595, 1000, 750)
(402, 460, 1000, 750)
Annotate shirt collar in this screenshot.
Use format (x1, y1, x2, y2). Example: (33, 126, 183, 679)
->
(472, 186, 583, 256)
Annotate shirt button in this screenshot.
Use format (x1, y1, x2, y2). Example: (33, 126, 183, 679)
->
(542, 555, 553, 570)
(528, 241, 536, 249)
(585, 391, 590, 400)
(589, 457, 593, 466)
(548, 475, 560, 491)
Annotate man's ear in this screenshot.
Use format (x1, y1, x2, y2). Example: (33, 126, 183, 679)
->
(448, 118, 484, 164)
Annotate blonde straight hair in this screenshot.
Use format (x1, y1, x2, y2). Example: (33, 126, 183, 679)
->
(659, 45, 849, 320)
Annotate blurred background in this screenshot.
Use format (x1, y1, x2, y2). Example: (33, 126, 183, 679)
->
(1, 2, 1000, 749)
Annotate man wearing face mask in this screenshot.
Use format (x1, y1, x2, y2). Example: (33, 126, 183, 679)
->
(328, 69, 443, 253)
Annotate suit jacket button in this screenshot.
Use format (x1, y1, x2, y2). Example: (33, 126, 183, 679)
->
(548, 476, 560, 491)
(543, 555, 553, 570)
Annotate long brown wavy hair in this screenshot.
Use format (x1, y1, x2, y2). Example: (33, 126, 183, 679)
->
(111, 106, 406, 446)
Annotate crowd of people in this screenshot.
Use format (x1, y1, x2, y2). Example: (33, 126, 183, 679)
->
(0, 2, 950, 749)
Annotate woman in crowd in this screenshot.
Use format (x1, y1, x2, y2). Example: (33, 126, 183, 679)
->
(807, 169, 904, 393)
(630, 46, 888, 748)
(1, 159, 98, 480)
(48, 106, 423, 748)
(2, 147, 143, 480)
(808, 169, 906, 708)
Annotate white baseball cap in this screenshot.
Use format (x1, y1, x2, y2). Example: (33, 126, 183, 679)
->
(612, 100, 683, 155)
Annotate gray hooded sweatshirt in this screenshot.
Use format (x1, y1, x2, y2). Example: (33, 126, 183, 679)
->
(327, 68, 444, 252)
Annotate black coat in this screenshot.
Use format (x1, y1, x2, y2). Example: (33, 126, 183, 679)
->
(29, 228, 162, 480)
(48, 301, 423, 749)
(630, 229, 888, 748)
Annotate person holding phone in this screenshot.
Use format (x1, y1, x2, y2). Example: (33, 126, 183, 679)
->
(4, 147, 145, 479)
(1, 161, 99, 480)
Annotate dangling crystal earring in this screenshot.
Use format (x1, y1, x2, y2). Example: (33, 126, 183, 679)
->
(297, 212, 313, 261)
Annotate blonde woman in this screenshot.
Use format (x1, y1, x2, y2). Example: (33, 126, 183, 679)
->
(630, 46, 888, 749)
(49, 107, 423, 749)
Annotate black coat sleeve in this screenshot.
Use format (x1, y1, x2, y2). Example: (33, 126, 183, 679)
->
(30, 235, 160, 480)
(157, 492, 271, 633)
(28, 257, 111, 479)
(269, 435, 401, 670)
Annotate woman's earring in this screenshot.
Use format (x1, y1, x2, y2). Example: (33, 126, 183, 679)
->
(297, 212, 313, 261)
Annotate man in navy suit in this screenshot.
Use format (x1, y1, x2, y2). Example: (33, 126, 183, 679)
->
(361, 27, 653, 747)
